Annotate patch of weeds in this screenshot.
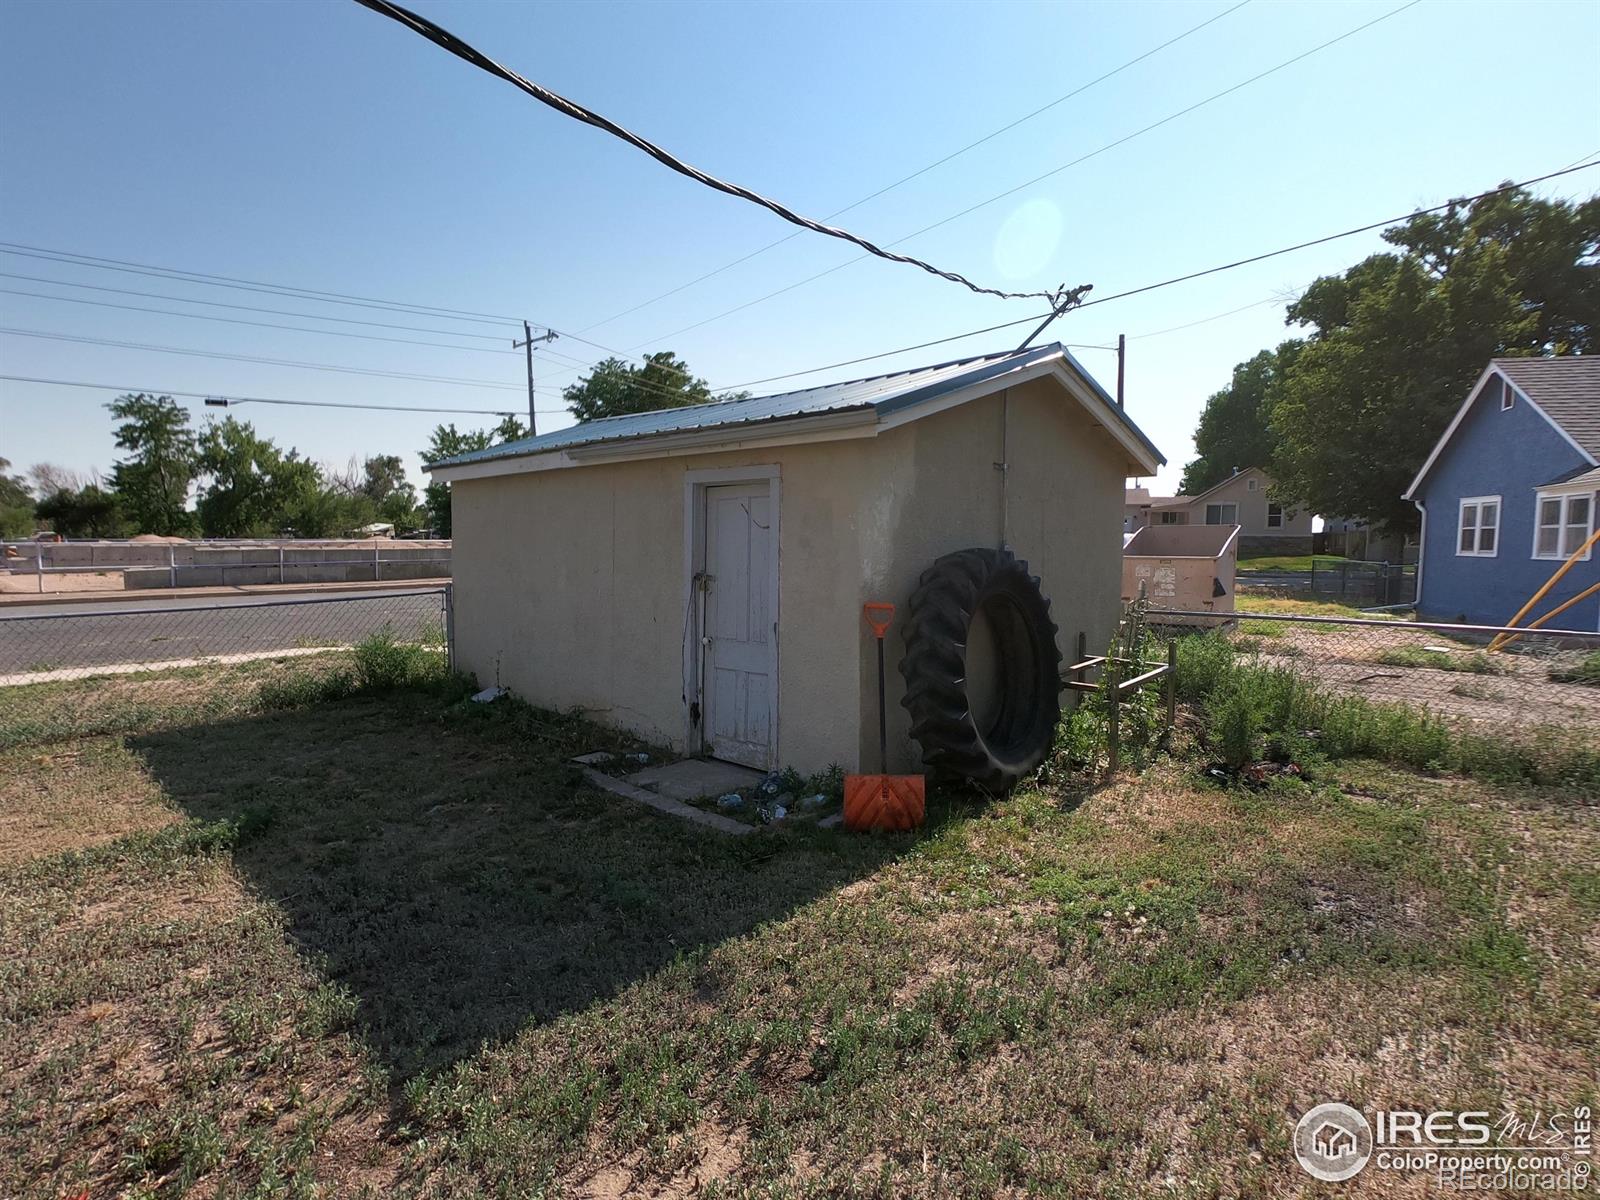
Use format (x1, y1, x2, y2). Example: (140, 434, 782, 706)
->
(1550, 650, 1600, 686)
(1372, 645, 1505, 674)
(1039, 621, 1167, 780)
(1172, 631, 1238, 701)
(120, 1108, 225, 1191)
(256, 668, 357, 710)
(1239, 619, 1286, 638)
(775, 762, 846, 804)
(352, 628, 447, 691)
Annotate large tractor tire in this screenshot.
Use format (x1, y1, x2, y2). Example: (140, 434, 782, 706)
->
(899, 548, 1063, 792)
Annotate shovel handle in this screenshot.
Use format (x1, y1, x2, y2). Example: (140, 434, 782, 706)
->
(863, 603, 894, 774)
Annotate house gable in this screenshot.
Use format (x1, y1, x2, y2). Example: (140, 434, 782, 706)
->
(1406, 363, 1598, 500)
(1412, 368, 1597, 626)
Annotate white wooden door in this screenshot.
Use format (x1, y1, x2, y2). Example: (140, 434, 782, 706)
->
(701, 482, 774, 769)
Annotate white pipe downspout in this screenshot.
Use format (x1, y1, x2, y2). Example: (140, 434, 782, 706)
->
(1411, 499, 1427, 611)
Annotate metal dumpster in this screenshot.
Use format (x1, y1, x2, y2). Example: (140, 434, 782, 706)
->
(1121, 524, 1239, 620)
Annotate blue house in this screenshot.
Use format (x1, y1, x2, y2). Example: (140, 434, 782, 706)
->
(1405, 357, 1599, 630)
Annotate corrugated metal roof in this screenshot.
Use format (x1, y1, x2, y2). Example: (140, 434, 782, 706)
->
(430, 342, 1162, 469)
(1494, 356, 1600, 459)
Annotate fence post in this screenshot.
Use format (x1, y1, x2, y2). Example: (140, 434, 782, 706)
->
(1107, 680, 1120, 776)
(444, 584, 456, 674)
(279, 546, 285, 585)
(374, 542, 381, 582)
(1076, 631, 1086, 691)
(1165, 639, 1177, 729)
(1340, 559, 1349, 599)
(37, 549, 44, 593)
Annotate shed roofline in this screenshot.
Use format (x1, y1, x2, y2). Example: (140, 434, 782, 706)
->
(428, 352, 1164, 483)
(1403, 361, 1598, 499)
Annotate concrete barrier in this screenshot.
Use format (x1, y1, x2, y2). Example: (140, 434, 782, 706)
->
(8, 539, 451, 590)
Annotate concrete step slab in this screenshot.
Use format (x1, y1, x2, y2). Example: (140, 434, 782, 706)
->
(624, 758, 766, 802)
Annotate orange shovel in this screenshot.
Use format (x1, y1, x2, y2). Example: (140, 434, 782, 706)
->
(844, 602, 927, 832)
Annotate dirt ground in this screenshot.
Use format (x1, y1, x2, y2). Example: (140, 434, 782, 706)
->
(1236, 617, 1600, 731)
(3, 682, 1596, 1198)
(0, 569, 125, 594)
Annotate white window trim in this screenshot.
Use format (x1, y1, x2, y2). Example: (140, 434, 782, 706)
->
(1266, 502, 1284, 529)
(1205, 502, 1238, 526)
(1456, 494, 1501, 558)
(1501, 384, 1516, 411)
(1531, 490, 1595, 562)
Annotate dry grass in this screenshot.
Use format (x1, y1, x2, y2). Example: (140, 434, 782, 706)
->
(1, 687, 1596, 1198)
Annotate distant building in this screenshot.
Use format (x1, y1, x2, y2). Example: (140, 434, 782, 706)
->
(1404, 357, 1598, 628)
(1124, 466, 1313, 555)
(1321, 517, 1414, 564)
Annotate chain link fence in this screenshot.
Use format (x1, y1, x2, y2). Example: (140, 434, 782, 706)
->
(1147, 608, 1600, 736)
(0, 587, 452, 749)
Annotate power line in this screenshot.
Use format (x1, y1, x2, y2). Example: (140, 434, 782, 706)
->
(0, 327, 533, 391)
(0, 287, 521, 354)
(352, 0, 1089, 309)
(1127, 291, 1296, 339)
(0, 374, 548, 416)
(0, 319, 717, 414)
(710, 160, 1600, 394)
(0, 270, 515, 340)
(0, 243, 524, 329)
(629, 0, 1422, 352)
(0, 244, 694, 383)
(576, 0, 1253, 333)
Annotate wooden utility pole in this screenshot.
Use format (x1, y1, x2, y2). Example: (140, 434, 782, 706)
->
(1116, 333, 1126, 408)
(512, 321, 558, 434)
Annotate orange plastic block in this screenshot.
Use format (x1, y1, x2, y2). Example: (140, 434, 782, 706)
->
(843, 773, 926, 831)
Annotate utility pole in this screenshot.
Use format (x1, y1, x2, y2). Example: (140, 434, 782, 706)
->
(1116, 333, 1126, 409)
(512, 321, 558, 434)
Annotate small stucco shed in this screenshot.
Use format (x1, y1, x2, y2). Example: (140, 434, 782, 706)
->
(429, 343, 1163, 779)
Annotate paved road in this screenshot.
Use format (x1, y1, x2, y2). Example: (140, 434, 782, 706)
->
(1236, 570, 1313, 590)
(0, 586, 448, 675)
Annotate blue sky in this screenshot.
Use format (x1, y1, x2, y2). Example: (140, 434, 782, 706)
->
(2, 0, 1597, 499)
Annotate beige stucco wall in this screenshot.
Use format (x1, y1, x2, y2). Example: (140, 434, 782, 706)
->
(1185, 467, 1313, 540)
(855, 378, 1129, 771)
(451, 438, 872, 776)
(450, 376, 1138, 777)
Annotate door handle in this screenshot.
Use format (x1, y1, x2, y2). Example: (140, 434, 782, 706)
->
(701, 636, 713, 646)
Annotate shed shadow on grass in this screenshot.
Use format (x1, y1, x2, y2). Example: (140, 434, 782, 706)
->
(128, 694, 906, 1080)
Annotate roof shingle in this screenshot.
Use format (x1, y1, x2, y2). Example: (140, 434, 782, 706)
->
(1493, 356, 1600, 459)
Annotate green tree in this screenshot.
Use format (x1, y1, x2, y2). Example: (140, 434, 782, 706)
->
(564, 352, 743, 421)
(195, 417, 328, 537)
(34, 484, 127, 538)
(1180, 342, 1301, 494)
(359, 454, 411, 505)
(107, 394, 198, 536)
(419, 420, 526, 537)
(1267, 184, 1598, 533)
(0, 458, 34, 538)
